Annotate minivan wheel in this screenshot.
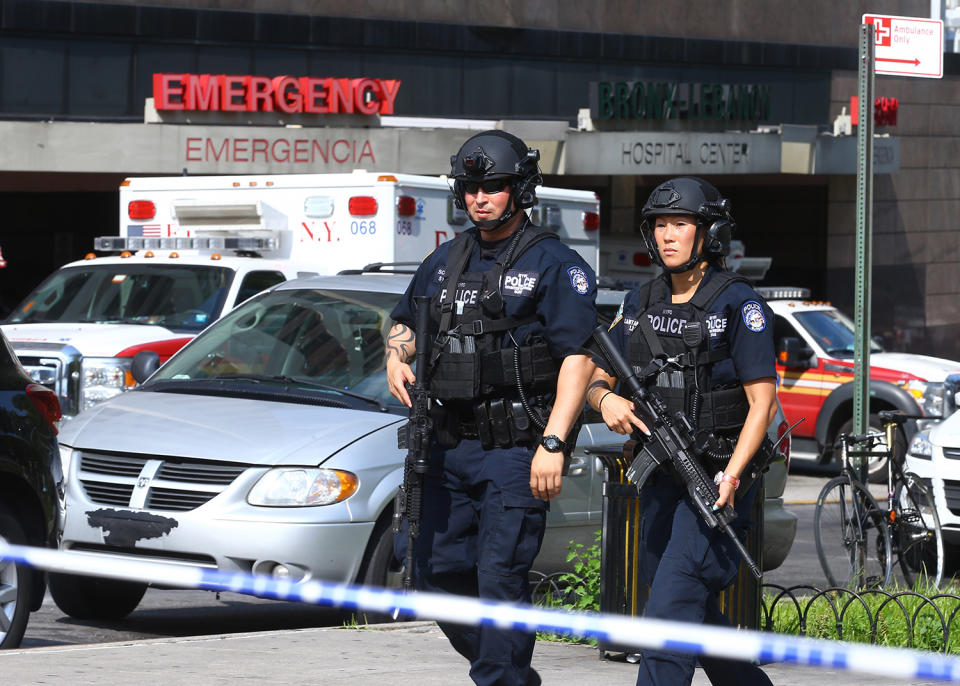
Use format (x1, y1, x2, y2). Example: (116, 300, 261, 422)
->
(0, 503, 34, 649)
(353, 519, 404, 624)
(49, 571, 147, 621)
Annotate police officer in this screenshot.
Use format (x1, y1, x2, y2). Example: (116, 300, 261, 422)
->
(385, 130, 597, 686)
(586, 177, 777, 686)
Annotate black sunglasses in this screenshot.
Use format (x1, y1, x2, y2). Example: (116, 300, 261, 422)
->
(462, 179, 510, 195)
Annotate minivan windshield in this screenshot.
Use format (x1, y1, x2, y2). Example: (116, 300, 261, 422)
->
(148, 288, 403, 408)
(5, 264, 232, 333)
(794, 309, 883, 357)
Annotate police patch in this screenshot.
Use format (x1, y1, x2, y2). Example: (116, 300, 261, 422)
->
(567, 266, 590, 295)
(741, 301, 766, 332)
(434, 266, 447, 283)
(503, 269, 539, 297)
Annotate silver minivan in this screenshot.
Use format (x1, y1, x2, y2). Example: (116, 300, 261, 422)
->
(50, 275, 795, 620)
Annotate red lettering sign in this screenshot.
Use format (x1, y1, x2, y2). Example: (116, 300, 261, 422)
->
(154, 73, 401, 115)
(185, 136, 376, 166)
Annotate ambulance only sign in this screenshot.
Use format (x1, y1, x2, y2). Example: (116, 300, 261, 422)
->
(863, 14, 944, 78)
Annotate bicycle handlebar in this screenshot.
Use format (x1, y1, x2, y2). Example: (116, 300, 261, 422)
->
(839, 431, 884, 446)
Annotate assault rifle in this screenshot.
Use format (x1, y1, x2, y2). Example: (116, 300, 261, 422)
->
(591, 325, 761, 580)
(394, 296, 433, 590)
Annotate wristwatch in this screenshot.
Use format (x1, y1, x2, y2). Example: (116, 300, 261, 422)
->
(540, 434, 568, 453)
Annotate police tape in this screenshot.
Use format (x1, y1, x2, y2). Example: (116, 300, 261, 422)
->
(2, 540, 959, 682)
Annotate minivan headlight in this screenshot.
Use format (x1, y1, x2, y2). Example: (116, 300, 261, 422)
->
(908, 432, 933, 460)
(247, 468, 358, 506)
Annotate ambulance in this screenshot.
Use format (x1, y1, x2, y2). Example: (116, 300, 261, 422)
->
(1, 172, 599, 419)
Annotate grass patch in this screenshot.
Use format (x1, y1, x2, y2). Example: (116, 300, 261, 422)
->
(765, 576, 958, 653)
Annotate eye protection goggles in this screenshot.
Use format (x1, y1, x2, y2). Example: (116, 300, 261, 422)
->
(462, 179, 510, 195)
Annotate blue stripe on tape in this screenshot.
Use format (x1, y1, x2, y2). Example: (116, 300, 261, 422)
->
(664, 640, 705, 655)
(918, 660, 956, 681)
(4, 541, 960, 683)
(758, 643, 777, 663)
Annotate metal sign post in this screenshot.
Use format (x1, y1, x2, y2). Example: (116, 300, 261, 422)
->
(852, 14, 943, 435)
(853, 23, 875, 436)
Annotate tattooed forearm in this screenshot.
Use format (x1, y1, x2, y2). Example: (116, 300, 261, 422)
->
(386, 324, 416, 363)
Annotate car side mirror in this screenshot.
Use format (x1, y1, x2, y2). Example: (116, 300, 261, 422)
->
(130, 350, 160, 384)
(944, 373, 960, 419)
(777, 337, 815, 369)
(872, 334, 885, 350)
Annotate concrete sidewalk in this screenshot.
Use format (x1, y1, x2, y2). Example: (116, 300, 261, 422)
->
(0, 621, 941, 685)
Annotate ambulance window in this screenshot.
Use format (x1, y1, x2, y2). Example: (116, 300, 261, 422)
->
(235, 271, 286, 306)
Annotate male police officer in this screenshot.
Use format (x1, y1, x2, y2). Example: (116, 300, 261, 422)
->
(386, 130, 597, 686)
(587, 177, 777, 686)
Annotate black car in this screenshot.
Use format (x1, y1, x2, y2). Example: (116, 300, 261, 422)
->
(0, 331, 62, 649)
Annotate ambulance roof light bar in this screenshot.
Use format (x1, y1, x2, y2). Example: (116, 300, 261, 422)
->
(94, 236, 278, 252)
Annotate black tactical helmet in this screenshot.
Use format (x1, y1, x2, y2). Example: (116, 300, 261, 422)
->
(639, 176, 736, 273)
(449, 131, 542, 228)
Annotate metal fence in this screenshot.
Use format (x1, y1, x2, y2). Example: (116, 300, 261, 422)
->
(530, 573, 960, 654)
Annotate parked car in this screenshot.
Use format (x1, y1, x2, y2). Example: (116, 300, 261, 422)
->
(904, 373, 960, 555)
(0, 330, 63, 648)
(49, 274, 796, 621)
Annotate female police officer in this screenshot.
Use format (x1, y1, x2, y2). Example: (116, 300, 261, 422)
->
(587, 177, 776, 686)
(385, 130, 596, 686)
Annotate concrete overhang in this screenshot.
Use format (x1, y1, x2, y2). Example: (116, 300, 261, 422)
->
(0, 120, 898, 177)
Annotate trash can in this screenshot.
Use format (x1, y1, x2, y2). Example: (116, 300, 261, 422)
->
(592, 442, 764, 657)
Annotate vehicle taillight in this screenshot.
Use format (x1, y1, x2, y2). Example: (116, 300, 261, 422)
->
(776, 419, 791, 470)
(583, 211, 600, 231)
(397, 196, 416, 217)
(128, 200, 156, 220)
(349, 196, 378, 216)
(26, 383, 62, 435)
(633, 252, 652, 267)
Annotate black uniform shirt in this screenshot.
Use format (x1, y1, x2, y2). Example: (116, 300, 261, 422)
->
(607, 267, 776, 387)
(391, 225, 598, 358)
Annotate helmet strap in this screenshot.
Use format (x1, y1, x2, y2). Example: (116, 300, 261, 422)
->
(651, 223, 708, 274)
(472, 184, 521, 232)
(475, 210, 516, 231)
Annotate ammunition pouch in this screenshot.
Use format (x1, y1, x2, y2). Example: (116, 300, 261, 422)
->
(478, 343, 559, 393)
(431, 350, 480, 400)
(471, 398, 541, 450)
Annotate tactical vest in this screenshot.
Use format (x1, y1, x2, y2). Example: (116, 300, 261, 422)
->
(428, 223, 560, 402)
(625, 270, 752, 442)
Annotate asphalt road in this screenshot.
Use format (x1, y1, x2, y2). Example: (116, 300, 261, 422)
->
(16, 466, 889, 650)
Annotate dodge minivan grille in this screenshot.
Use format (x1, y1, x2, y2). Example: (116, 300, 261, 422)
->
(77, 451, 251, 512)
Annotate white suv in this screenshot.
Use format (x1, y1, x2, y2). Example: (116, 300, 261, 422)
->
(905, 373, 960, 554)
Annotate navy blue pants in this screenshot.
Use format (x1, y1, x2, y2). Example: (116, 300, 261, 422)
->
(634, 472, 773, 686)
(395, 439, 546, 686)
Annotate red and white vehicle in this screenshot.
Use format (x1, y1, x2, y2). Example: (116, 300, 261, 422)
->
(763, 287, 960, 480)
(1, 173, 599, 419)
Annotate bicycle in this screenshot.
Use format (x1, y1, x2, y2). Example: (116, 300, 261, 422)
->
(814, 410, 945, 589)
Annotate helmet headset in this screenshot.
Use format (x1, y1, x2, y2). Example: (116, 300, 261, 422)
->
(449, 131, 542, 231)
(640, 177, 736, 274)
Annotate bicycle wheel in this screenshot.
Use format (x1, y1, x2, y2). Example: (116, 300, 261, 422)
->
(895, 472, 944, 589)
(814, 476, 893, 589)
